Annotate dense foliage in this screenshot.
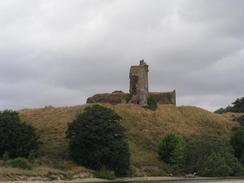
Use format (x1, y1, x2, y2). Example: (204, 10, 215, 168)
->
(231, 127, 244, 164)
(66, 105, 130, 176)
(215, 97, 244, 113)
(0, 110, 40, 159)
(185, 134, 243, 176)
(147, 96, 158, 110)
(234, 115, 244, 126)
(158, 133, 185, 167)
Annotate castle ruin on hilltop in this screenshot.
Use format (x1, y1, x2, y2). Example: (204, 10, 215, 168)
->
(86, 60, 176, 105)
(129, 60, 149, 105)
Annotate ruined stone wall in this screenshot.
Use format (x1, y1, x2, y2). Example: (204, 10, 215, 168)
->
(150, 90, 176, 105)
(86, 92, 129, 104)
(87, 91, 176, 105)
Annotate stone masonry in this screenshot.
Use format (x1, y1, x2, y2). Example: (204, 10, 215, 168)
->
(129, 60, 149, 106)
(86, 60, 176, 106)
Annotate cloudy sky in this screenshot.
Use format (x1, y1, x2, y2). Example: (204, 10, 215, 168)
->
(0, 0, 243, 111)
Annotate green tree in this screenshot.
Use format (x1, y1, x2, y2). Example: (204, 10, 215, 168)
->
(147, 96, 158, 110)
(231, 127, 244, 163)
(215, 97, 244, 113)
(199, 153, 232, 176)
(66, 105, 130, 176)
(0, 110, 40, 159)
(185, 134, 243, 176)
(158, 133, 186, 167)
(232, 98, 244, 112)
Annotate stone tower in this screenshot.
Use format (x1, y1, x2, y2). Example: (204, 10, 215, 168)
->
(129, 60, 149, 106)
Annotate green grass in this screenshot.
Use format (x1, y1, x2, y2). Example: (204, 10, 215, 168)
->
(95, 167, 116, 180)
(7, 158, 32, 170)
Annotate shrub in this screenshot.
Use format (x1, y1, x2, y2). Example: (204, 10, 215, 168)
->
(234, 115, 244, 126)
(215, 108, 227, 114)
(125, 94, 132, 103)
(2, 152, 9, 161)
(28, 149, 44, 161)
(95, 167, 116, 180)
(0, 110, 40, 158)
(158, 133, 186, 167)
(53, 161, 66, 171)
(147, 96, 158, 110)
(199, 152, 243, 176)
(66, 105, 130, 176)
(7, 157, 32, 170)
(231, 127, 244, 163)
(185, 134, 243, 176)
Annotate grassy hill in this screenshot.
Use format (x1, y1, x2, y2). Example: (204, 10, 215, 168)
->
(16, 104, 238, 176)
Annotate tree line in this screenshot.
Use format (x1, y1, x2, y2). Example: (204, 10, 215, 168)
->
(215, 97, 244, 114)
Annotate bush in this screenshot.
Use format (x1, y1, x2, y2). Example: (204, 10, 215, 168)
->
(147, 96, 158, 110)
(2, 152, 9, 161)
(231, 127, 244, 163)
(199, 153, 232, 176)
(125, 94, 132, 103)
(7, 157, 32, 170)
(66, 105, 130, 176)
(158, 133, 186, 167)
(234, 115, 244, 126)
(0, 110, 40, 158)
(185, 134, 243, 176)
(95, 167, 116, 180)
(28, 149, 44, 161)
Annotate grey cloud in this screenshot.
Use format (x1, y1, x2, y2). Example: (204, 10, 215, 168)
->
(0, 0, 243, 111)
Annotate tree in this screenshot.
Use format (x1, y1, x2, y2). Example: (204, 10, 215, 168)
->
(199, 152, 237, 176)
(66, 105, 130, 176)
(232, 98, 244, 112)
(185, 134, 243, 176)
(215, 97, 244, 113)
(231, 127, 244, 163)
(147, 96, 158, 110)
(0, 110, 40, 158)
(158, 133, 186, 167)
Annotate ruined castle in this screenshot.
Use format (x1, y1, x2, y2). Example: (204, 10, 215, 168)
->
(86, 60, 176, 105)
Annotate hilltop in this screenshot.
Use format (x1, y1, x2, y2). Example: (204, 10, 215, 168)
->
(14, 104, 238, 177)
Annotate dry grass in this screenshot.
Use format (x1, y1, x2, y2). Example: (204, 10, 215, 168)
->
(0, 158, 92, 181)
(17, 104, 238, 176)
(221, 112, 244, 121)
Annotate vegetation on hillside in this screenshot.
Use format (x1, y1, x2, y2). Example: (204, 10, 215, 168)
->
(7, 158, 32, 170)
(147, 96, 158, 110)
(233, 115, 244, 126)
(215, 97, 244, 114)
(157, 132, 244, 177)
(231, 127, 244, 164)
(158, 133, 185, 168)
(1, 104, 242, 179)
(66, 105, 130, 176)
(185, 134, 243, 176)
(0, 110, 40, 159)
(14, 104, 237, 177)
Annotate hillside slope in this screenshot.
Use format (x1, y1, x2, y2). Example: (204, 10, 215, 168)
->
(18, 104, 238, 176)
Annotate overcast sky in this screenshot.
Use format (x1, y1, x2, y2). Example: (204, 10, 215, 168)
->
(0, 0, 243, 111)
